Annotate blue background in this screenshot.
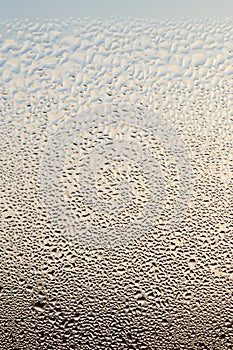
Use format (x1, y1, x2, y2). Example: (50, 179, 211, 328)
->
(1, 0, 232, 20)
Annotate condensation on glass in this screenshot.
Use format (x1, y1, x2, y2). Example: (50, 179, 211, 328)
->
(0, 17, 232, 350)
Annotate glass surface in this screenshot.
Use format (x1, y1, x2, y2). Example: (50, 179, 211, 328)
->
(0, 16, 232, 349)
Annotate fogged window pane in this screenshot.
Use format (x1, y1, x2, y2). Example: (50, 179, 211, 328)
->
(0, 18, 232, 349)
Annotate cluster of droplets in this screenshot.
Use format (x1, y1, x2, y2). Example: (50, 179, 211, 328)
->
(0, 17, 232, 350)
(39, 103, 191, 248)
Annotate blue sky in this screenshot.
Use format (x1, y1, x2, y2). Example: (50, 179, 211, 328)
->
(1, 0, 233, 20)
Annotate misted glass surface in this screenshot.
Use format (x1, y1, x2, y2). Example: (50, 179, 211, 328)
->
(0, 17, 232, 349)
